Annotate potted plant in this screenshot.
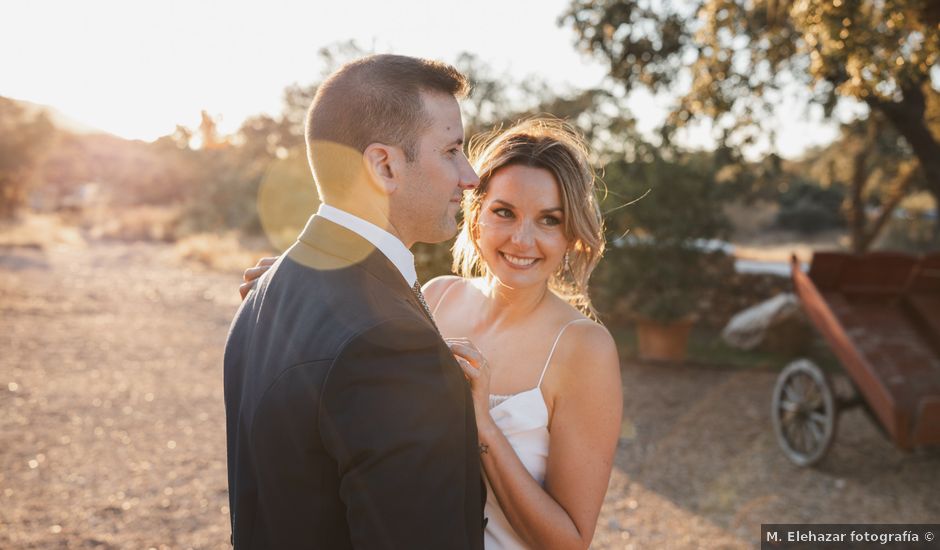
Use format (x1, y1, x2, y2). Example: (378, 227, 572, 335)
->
(598, 154, 732, 362)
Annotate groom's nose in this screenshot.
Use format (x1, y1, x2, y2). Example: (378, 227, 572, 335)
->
(457, 154, 480, 191)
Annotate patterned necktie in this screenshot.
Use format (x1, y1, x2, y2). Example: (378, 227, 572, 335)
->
(411, 281, 438, 329)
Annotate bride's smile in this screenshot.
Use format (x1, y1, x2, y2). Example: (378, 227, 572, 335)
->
(499, 252, 540, 268)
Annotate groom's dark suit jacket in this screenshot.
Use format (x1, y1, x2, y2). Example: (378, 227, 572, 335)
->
(224, 215, 485, 549)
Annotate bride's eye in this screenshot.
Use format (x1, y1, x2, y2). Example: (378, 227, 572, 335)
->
(542, 216, 561, 226)
(492, 208, 513, 218)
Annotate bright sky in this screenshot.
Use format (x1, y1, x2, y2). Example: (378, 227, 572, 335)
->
(2, 0, 851, 159)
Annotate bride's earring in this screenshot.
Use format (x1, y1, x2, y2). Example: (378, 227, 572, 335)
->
(563, 251, 570, 273)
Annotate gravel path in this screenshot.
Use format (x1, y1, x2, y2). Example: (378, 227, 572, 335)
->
(2, 240, 937, 549)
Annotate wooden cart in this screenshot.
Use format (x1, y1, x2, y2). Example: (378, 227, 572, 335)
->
(771, 251, 940, 466)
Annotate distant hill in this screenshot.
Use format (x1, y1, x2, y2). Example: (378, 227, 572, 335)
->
(6, 97, 108, 136)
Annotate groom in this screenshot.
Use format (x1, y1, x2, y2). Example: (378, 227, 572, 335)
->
(223, 55, 484, 548)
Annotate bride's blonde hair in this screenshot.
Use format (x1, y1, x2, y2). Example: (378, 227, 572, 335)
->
(452, 117, 605, 319)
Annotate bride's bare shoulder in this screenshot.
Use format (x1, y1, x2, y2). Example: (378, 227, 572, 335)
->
(564, 320, 616, 357)
(550, 308, 620, 389)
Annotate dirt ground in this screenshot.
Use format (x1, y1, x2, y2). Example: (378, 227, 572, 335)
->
(2, 238, 938, 549)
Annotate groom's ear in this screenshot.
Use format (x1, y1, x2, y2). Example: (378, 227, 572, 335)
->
(362, 142, 404, 194)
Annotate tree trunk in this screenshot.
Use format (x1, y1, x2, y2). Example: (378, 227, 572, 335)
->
(848, 147, 867, 253)
(867, 83, 940, 234)
(847, 120, 879, 253)
(857, 161, 919, 252)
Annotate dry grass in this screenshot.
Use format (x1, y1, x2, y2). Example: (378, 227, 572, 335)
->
(1, 208, 277, 276)
(0, 213, 85, 249)
(174, 232, 274, 274)
(83, 205, 180, 242)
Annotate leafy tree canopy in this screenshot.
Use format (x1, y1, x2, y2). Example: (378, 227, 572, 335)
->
(563, 0, 940, 206)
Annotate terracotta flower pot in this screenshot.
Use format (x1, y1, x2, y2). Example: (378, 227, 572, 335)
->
(635, 317, 695, 362)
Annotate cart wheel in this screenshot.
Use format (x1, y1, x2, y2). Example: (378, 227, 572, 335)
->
(771, 359, 838, 467)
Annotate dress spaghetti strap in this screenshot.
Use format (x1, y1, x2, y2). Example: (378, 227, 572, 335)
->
(431, 278, 461, 316)
(537, 319, 593, 388)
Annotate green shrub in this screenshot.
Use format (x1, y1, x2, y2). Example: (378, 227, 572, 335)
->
(596, 156, 733, 324)
(774, 180, 844, 234)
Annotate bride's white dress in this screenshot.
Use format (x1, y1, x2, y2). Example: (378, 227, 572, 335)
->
(482, 318, 587, 550)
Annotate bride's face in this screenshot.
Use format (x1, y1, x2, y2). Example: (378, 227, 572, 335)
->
(475, 164, 569, 290)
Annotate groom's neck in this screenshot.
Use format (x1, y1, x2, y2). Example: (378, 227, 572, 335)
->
(322, 199, 410, 248)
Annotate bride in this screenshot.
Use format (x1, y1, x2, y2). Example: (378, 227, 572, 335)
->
(242, 118, 622, 549)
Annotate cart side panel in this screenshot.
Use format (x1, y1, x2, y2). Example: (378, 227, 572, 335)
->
(903, 293, 940, 446)
(904, 294, 940, 362)
(913, 398, 940, 445)
(791, 261, 908, 448)
(826, 294, 940, 450)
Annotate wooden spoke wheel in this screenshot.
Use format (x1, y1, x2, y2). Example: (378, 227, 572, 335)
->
(771, 359, 838, 467)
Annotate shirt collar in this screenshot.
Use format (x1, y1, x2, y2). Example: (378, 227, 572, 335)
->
(315, 204, 417, 287)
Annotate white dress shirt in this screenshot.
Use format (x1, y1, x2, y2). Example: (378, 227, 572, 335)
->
(316, 204, 417, 287)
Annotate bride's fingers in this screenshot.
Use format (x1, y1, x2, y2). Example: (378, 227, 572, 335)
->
(448, 342, 487, 370)
(455, 355, 474, 371)
(446, 340, 475, 356)
(257, 256, 277, 267)
(244, 265, 270, 282)
(239, 280, 257, 300)
(455, 356, 479, 379)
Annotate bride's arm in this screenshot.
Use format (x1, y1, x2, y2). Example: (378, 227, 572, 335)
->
(451, 325, 622, 550)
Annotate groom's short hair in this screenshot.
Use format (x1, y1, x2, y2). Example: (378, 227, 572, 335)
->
(306, 54, 469, 168)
